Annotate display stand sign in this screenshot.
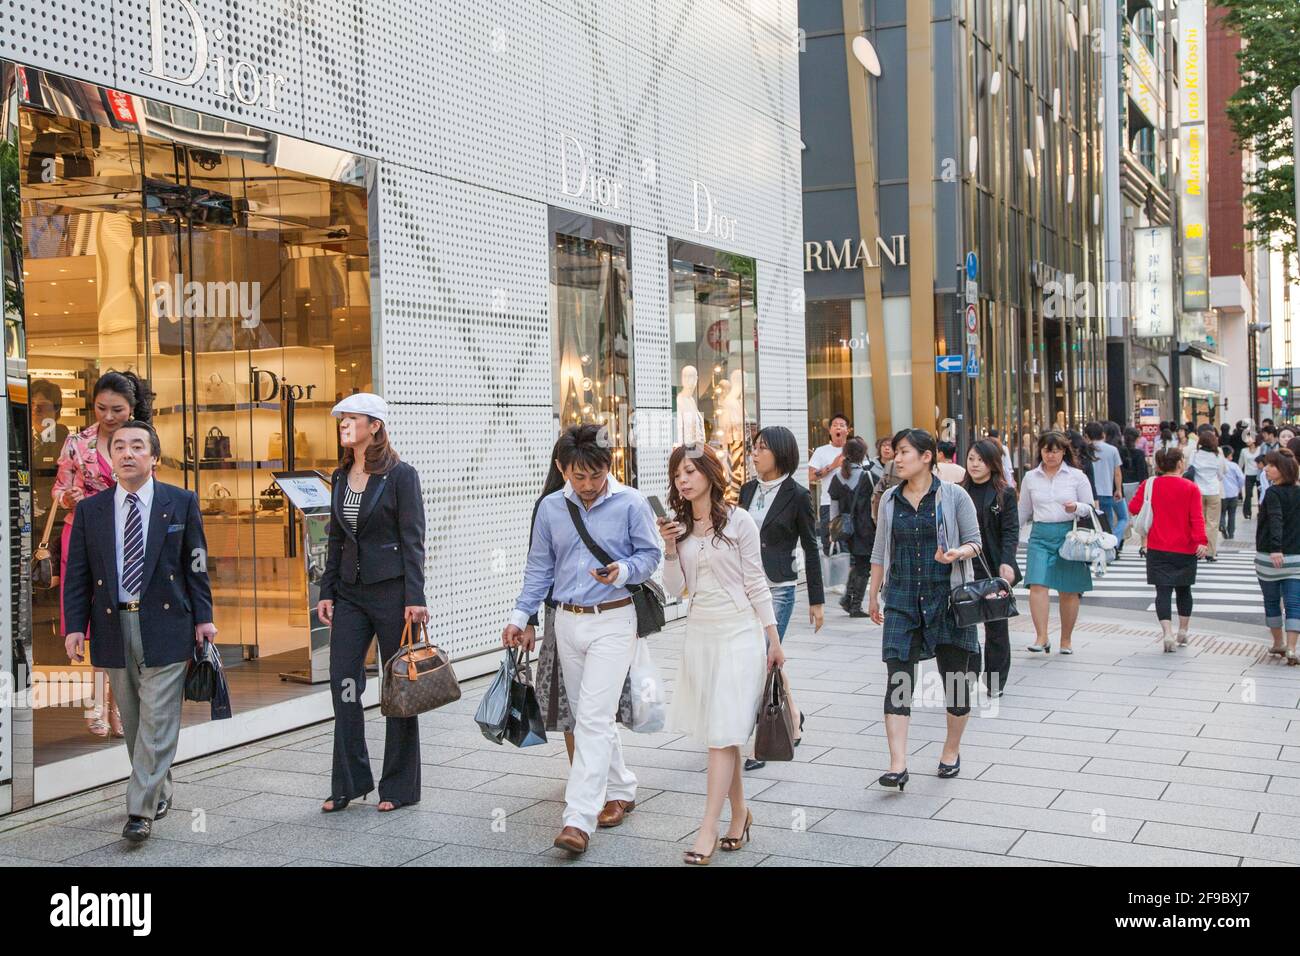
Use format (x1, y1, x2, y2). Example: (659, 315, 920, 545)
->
(273, 471, 333, 684)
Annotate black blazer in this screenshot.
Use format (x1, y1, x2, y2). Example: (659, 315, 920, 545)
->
(738, 476, 825, 606)
(62, 480, 214, 669)
(320, 461, 426, 605)
(969, 482, 1021, 582)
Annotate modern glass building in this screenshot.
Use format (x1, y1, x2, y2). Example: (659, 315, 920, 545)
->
(800, 0, 1108, 464)
(0, 0, 806, 814)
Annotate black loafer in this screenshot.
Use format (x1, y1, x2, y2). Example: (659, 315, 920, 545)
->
(743, 758, 766, 771)
(122, 816, 151, 843)
(155, 798, 170, 820)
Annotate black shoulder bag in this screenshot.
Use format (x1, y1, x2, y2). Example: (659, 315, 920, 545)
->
(565, 499, 665, 637)
(938, 499, 1019, 628)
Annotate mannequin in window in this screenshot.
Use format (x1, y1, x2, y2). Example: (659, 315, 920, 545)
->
(718, 370, 747, 500)
(677, 365, 706, 446)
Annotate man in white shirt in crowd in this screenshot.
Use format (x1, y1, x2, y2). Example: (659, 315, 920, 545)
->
(808, 413, 851, 555)
(1085, 421, 1126, 555)
(988, 429, 1016, 488)
(934, 441, 967, 482)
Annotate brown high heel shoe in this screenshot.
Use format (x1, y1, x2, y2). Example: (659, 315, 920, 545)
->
(682, 837, 720, 866)
(720, 809, 753, 851)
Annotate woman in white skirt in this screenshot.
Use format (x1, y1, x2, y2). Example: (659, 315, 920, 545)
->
(660, 443, 784, 865)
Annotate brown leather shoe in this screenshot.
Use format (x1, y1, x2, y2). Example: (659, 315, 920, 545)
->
(553, 826, 589, 854)
(597, 799, 635, 828)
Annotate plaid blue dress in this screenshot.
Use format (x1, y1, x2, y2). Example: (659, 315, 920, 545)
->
(881, 482, 979, 662)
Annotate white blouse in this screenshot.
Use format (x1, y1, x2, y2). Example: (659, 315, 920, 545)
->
(1017, 463, 1096, 525)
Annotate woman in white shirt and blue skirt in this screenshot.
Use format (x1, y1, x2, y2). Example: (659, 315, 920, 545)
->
(660, 443, 784, 865)
(1018, 430, 1098, 655)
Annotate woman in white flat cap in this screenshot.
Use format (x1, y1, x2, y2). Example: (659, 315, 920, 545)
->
(317, 393, 429, 813)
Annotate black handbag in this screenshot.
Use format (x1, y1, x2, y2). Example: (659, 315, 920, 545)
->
(185, 639, 233, 720)
(950, 552, 1020, 628)
(504, 652, 548, 748)
(474, 651, 515, 744)
(203, 426, 232, 460)
(565, 499, 665, 637)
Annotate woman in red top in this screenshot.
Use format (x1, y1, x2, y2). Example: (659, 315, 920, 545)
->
(1128, 447, 1209, 651)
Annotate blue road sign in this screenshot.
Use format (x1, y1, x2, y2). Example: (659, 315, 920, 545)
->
(966, 252, 978, 281)
(936, 354, 964, 373)
(967, 353, 980, 377)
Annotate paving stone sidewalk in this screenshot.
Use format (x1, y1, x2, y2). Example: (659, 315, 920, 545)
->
(2, 580, 1298, 867)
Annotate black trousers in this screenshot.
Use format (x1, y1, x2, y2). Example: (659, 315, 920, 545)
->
(1154, 585, 1193, 621)
(844, 554, 870, 611)
(1244, 476, 1258, 519)
(1220, 497, 1239, 540)
(884, 643, 979, 717)
(982, 617, 1011, 698)
(329, 577, 421, 804)
(818, 504, 832, 555)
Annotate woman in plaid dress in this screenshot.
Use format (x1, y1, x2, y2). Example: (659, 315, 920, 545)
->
(868, 429, 984, 791)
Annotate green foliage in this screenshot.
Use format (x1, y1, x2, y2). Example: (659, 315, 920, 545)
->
(1221, 0, 1300, 255)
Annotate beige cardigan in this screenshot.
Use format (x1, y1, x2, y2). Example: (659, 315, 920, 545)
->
(662, 506, 777, 628)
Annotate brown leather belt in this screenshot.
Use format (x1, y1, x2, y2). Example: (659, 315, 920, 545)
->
(559, 597, 634, 615)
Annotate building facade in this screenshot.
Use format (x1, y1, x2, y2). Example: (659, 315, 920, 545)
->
(0, 0, 806, 815)
(800, 0, 1108, 462)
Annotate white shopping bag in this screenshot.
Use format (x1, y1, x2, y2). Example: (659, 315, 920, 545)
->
(628, 639, 667, 734)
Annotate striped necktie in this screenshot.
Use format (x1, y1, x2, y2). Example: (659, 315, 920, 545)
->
(122, 492, 144, 597)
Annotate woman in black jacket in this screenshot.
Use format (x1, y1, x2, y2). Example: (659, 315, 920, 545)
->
(317, 393, 428, 813)
(828, 437, 874, 617)
(961, 439, 1021, 697)
(739, 424, 825, 770)
(1256, 448, 1300, 665)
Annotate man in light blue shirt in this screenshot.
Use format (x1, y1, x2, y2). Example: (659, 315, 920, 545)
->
(1220, 447, 1246, 540)
(501, 425, 661, 853)
(1086, 422, 1126, 550)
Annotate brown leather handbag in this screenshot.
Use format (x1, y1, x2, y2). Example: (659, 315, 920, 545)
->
(380, 620, 461, 718)
(753, 665, 797, 762)
(32, 502, 60, 590)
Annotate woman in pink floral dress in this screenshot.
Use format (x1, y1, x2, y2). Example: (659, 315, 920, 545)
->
(53, 371, 152, 736)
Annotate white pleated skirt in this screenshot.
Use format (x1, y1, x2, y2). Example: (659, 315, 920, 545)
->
(668, 552, 767, 749)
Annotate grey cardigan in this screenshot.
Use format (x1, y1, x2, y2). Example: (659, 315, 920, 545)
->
(870, 478, 984, 597)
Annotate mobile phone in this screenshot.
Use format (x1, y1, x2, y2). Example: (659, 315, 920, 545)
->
(647, 495, 668, 519)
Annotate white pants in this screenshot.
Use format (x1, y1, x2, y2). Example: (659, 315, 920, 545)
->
(553, 604, 638, 834)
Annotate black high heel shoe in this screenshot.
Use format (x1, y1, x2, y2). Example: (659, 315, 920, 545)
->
(937, 756, 961, 779)
(878, 770, 909, 791)
(794, 712, 806, 747)
(321, 791, 370, 813)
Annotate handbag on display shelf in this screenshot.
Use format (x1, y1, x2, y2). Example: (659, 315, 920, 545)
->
(267, 431, 283, 460)
(202, 482, 238, 516)
(32, 502, 60, 590)
(203, 426, 232, 461)
(203, 372, 237, 405)
(258, 482, 285, 512)
(753, 665, 797, 763)
(380, 620, 461, 718)
(293, 430, 311, 461)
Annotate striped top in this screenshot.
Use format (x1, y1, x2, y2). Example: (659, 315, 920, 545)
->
(342, 486, 363, 532)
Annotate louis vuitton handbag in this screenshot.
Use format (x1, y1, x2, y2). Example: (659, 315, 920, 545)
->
(380, 620, 461, 718)
(32, 502, 60, 590)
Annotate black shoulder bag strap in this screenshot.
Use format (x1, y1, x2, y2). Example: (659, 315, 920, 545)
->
(565, 498, 624, 580)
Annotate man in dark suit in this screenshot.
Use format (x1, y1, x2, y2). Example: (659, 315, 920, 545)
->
(63, 420, 215, 842)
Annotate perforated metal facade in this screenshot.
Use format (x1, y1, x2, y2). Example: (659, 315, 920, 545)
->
(1, 0, 804, 684)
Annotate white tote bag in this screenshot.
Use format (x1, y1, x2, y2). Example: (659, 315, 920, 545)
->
(628, 639, 667, 734)
(1128, 477, 1155, 539)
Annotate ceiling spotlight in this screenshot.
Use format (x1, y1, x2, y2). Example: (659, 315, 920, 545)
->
(852, 35, 882, 76)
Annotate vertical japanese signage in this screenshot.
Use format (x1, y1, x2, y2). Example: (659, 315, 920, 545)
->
(1133, 227, 1174, 337)
(1179, 0, 1210, 312)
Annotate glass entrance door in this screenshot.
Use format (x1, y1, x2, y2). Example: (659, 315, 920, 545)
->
(19, 104, 372, 673)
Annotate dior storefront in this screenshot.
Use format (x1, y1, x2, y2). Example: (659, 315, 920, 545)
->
(0, 0, 806, 814)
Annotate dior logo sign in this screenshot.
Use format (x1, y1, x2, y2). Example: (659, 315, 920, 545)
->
(560, 135, 624, 209)
(142, 0, 288, 112)
(691, 181, 737, 241)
